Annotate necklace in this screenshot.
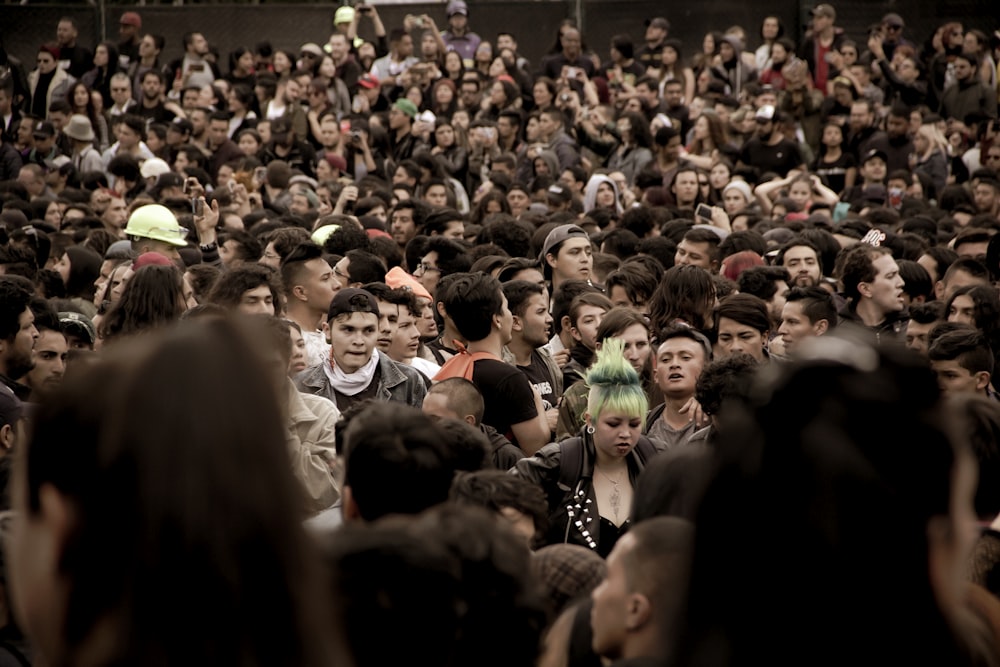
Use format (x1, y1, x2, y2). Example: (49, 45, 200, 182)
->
(596, 467, 625, 520)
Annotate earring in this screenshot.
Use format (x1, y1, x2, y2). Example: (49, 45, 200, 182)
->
(586, 425, 595, 435)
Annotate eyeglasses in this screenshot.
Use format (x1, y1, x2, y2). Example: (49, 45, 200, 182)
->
(111, 87, 130, 92)
(333, 265, 351, 282)
(413, 262, 440, 275)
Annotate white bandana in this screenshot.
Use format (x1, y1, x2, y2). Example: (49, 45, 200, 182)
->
(322, 349, 380, 396)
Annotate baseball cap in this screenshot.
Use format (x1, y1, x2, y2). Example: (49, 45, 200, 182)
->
(152, 172, 185, 194)
(334, 5, 355, 25)
(104, 240, 133, 260)
(33, 121, 55, 139)
(539, 223, 588, 262)
(546, 183, 572, 204)
(882, 13, 904, 27)
(755, 104, 776, 121)
(59, 311, 97, 345)
(140, 157, 171, 180)
(722, 180, 753, 201)
(321, 153, 348, 173)
(393, 98, 419, 119)
(811, 4, 836, 20)
(300, 43, 324, 58)
(861, 148, 888, 165)
(119, 11, 142, 27)
(358, 73, 379, 89)
(446, 0, 468, 16)
(270, 117, 291, 136)
(328, 288, 381, 320)
(644, 17, 670, 31)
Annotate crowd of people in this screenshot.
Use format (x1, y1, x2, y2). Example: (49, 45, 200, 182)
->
(0, 2, 999, 666)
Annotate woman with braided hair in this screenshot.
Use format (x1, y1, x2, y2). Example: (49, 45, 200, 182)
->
(513, 338, 665, 557)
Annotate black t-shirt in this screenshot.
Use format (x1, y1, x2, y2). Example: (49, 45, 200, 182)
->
(135, 102, 177, 125)
(739, 137, 803, 178)
(473, 358, 538, 445)
(813, 151, 856, 196)
(517, 350, 557, 412)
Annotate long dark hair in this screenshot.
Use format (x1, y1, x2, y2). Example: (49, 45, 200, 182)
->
(22, 316, 341, 666)
(675, 335, 971, 666)
(99, 264, 186, 342)
(648, 264, 716, 336)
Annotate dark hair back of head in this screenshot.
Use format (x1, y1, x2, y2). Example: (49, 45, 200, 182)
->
(26, 317, 339, 666)
(342, 403, 467, 521)
(441, 272, 504, 342)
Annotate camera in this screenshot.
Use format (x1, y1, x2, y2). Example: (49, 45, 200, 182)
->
(192, 198, 204, 216)
(560, 93, 570, 102)
(349, 130, 362, 143)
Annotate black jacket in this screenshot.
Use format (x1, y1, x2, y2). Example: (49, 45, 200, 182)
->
(512, 429, 665, 553)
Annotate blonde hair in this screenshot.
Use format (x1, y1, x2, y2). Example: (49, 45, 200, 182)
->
(586, 338, 649, 421)
(917, 123, 948, 157)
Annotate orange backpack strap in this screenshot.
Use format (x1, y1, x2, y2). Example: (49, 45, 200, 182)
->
(433, 341, 504, 382)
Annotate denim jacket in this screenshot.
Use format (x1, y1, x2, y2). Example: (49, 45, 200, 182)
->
(294, 351, 427, 409)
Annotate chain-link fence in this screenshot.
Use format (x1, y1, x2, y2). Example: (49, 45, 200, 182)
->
(3, 1, 996, 79)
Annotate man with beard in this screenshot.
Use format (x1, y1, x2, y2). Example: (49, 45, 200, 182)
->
(865, 105, 914, 174)
(776, 238, 823, 288)
(869, 36, 927, 109)
(736, 105, 804, 178)
(55, 17, 93, 79)
(165, 31, 218, 91)
(939, 52, 998, 124)
(0, 281, 39, 401)
(259, 116, 316, 179)
(845, 99, 886, 164)
(135, 70, 183, 124)
(23, 306, 67, 403)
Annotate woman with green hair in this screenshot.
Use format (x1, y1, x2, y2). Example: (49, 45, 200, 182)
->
(512, 338, 666, 557)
